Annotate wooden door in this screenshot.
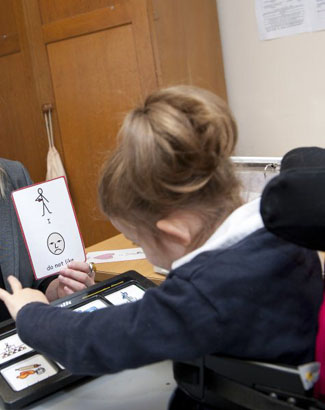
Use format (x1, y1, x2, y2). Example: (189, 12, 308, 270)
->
(23, 0, 158, 246)
(0, 0, 48, 181)
(149, 0, 227, 100)
(1, 0, 227, 248)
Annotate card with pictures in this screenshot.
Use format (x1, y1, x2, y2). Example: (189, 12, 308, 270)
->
(104, 284, 145, 305)
(11, 177, 86, 280)
(73, 299, 108, 313)
(1, 354, 58, 392)
(0, 272, 155, 408)
(0, 334, 33, 365)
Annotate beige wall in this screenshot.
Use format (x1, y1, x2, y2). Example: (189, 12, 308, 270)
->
(217, 0, 325, 156)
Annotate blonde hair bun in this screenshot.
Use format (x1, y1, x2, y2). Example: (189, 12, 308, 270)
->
(99, 85, 241, 229)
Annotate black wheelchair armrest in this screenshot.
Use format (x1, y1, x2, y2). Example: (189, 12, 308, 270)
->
(174, 356, 323, 410)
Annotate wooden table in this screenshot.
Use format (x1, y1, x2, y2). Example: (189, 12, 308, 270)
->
(87, 236, 325, 286)
(86, 234, 167, 285)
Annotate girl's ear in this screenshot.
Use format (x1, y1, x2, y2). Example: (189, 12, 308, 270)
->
(156, 217, 191, 246)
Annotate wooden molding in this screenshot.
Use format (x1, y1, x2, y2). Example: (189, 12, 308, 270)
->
(42, 4, 131, 44)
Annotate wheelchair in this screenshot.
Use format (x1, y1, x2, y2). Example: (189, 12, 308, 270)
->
(170, 147, 325, 410)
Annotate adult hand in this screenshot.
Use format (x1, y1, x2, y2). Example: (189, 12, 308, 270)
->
(0, 276, 49, 321)
(58, 261, 96, 296)
(46, 261, 96, 301)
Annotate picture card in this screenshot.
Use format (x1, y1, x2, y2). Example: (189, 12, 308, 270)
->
(12, 177, 85, 279)
(1, 354, 58, 392)
(104, 284, 145, 305)
(0, 334, 33, 365)
(73, 299, 108, 313)
(87, 248, 145, 263)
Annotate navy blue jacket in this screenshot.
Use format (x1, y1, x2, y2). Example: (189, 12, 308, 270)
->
(17, 228, 323, 375)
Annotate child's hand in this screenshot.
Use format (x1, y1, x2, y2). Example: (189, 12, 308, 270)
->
(0, 276, 49, 321)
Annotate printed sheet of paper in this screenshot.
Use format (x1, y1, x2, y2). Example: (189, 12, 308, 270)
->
(12, 177, 85, 279)
(255, 0, 325, 40)
(1, 354, 58, 392)
(87, 248, 145, 263)
(310, 0, 325, 31)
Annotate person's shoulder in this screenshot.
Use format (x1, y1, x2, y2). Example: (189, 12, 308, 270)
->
(211, 227, 319, 263)
(0, 158, 26, 175)
(0, 158, 32, 190)
(176, 226, 320, 281)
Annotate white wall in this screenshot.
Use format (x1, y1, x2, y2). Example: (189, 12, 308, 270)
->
(217, 0, 325, 156)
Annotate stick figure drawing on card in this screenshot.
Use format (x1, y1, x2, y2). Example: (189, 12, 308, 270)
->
(35, 188, 52, 216)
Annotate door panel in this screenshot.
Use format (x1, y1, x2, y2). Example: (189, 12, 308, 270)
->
(47, 24, 144, 245)
(0, 0, 48, 181)
(39, 0, 117, 24)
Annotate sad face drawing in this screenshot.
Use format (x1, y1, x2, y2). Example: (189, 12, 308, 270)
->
(47, 232, 65, 255)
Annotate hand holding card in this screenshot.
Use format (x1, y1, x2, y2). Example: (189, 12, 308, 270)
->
(57, 260, 96, 296)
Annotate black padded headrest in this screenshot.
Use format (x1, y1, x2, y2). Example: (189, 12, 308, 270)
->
(280, 146, 325, 171)
(261, 147, 325, 251)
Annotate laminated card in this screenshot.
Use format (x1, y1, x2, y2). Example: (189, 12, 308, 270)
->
(12, 177, 85, 279)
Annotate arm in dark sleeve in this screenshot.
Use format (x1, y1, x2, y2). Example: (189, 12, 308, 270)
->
(16, 276, 221, 375)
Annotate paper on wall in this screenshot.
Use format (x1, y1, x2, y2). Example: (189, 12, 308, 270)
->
(255, 0, 325, 40)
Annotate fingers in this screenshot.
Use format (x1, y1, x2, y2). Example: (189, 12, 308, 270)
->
(59, 268, 87, 282)
(63, 286, 74, 296)
(60, 266, 95, 286)
(67, 261, 96, 281)
(0, 281, 49, 321)
(58, 261, 96, 296)
(58, 275, 87, 293)
(0, 288, 10, 304)
(66, 261, 90, 274)
(7, 276, 23, 293)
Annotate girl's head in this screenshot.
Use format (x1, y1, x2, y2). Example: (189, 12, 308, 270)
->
(99, 85, 242, 268)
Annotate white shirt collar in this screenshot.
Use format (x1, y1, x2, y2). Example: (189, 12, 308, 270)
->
(172, 198, 264, 270)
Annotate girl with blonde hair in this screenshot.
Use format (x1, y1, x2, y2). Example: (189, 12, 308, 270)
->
(0, 86, 322, 409)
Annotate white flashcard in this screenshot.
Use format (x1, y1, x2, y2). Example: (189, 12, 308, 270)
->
(0, 334, 33, 365)
(1, 354, 58, 392)
(73, 299, 107, 312)
(87, 248, 145, 263)
(12, 177, 86, 279)
(104, 285, 145, 305)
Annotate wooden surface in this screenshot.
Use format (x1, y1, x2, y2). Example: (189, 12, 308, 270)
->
(0, 0, 227, 248)
(149, 0, 227, 100)
(42, 0, 158, 247)
(86, 233, 167, 285)
(0, 0, 48, 181)
(38, 0, 117, 24)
